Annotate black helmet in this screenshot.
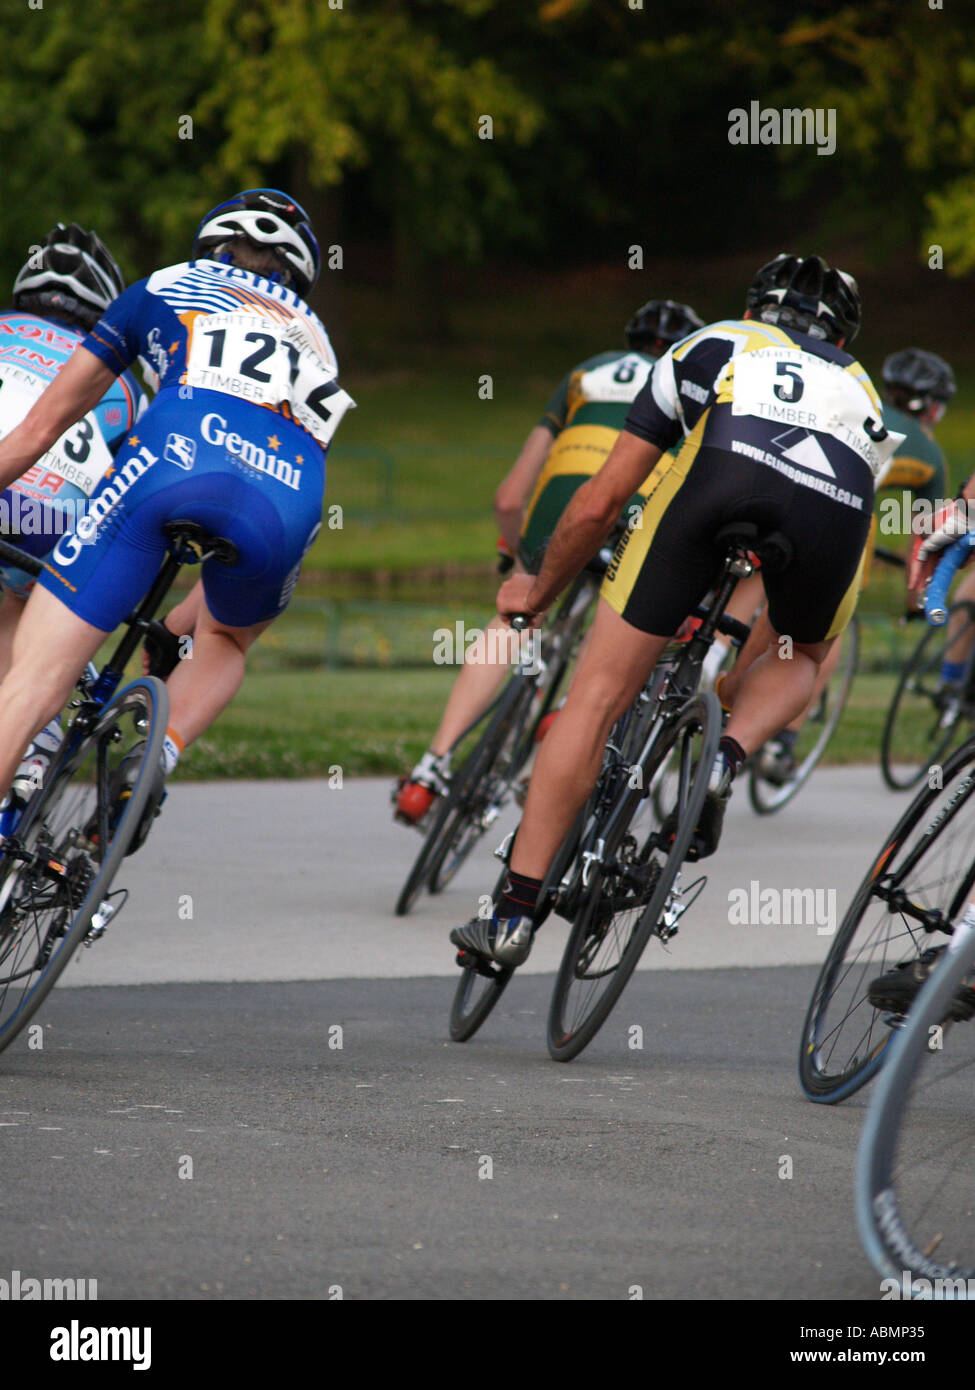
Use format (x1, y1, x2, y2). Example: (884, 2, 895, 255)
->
(192, 188, 320, 299)
(882, 348, 956, 410)
(626, 299, 704, 354)
(12, 223, 125, 330)
(746, 253, 861, 345)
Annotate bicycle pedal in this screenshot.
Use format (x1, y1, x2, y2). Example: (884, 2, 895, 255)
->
(84, 889, 129, 946)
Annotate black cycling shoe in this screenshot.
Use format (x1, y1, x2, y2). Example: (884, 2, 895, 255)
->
(868, 945, 975, 1022)
(659, 757, 733, 862)
(84, 742, 167, 856)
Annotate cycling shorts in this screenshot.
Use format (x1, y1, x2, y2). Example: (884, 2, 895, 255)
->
(39, 390, 325, 631)
(520, 423, 650, 566)
(601, 416, 873, 645)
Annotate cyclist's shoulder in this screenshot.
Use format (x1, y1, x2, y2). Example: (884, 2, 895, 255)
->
(883, 403, 944, 461)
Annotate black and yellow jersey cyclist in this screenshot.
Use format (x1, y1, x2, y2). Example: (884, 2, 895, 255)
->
(394, 299, 704, 825)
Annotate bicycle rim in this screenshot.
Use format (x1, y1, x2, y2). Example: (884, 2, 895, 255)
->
(0, 678, 167, 1054)
(857, 922, 975, 1292)
(800, 736, 975, 1103)
(547, 693, 720, 1062)
(881, 603, 975, 792)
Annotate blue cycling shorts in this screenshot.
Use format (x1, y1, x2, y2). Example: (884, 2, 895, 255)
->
(39, 391, 326, 631)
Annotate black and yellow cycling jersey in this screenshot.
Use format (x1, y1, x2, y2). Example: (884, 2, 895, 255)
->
(602, 318, 900, 644)
(522, 348, 662, 563)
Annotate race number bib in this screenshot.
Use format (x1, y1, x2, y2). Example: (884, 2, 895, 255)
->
(729, 348, 904, 477)
(0, 370, 113, 496)
(185, 312, 354, 448)
(579, 355, 653, 405)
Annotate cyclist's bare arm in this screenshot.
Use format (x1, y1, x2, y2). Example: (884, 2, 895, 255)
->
(0, 348, 116, 490)
(501, 430, 662, 619)
(493, 425, 555, 552)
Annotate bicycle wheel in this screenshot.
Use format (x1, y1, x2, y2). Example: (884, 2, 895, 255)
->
(857, 919, 975, 1292)
(395, 676, 533, 917)
(799, 735, 975, 1103)
(0, 677, 168, 1055)
(449, 953, 515, 1041)
(881, 602, 975, 792)
(749, 614, 860, 814)
(547, 692, 721, 1062)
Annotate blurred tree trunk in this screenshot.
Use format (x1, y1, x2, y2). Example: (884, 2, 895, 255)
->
(393, 172, 450, 344)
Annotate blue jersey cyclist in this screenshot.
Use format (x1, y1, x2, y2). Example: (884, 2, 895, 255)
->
(0, 188, 353, 825)
(0, 224, 146, 797)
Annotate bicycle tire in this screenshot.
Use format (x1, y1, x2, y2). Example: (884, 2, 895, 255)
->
(880, 602, 975, 792)
(394, 676, 532, 917)
(749, 614, 860, 814)
(0, 677, 168, 1055)
(799, 734, 975, 1103)
(449, 956, 515, 1041)
(856, 917, 975, 1292)
(547, 692, 721, 1062)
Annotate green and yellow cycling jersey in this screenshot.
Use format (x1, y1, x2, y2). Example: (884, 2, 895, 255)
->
(876, 403, 946, 507)
(522, 349, 661, 561)
(861, 403, 947, 584)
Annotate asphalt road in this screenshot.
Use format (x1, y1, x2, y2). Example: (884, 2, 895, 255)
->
(0, 770, 910, 1300)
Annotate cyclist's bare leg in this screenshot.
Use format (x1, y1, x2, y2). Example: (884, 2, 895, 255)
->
(165, 595, 270, 747)
(429, 611, 521, 756)
(509, 600, 667, 880)
(0, 586, 104, 798)
(785, 635, 843, 731)
(706, 572, 764, 677)
(0, 589, 26, 681)
(723, 628, 834, 754)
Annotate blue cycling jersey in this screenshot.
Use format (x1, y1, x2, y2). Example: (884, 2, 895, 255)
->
(40, 259, 353, 630)
(0, 311, 146, 593)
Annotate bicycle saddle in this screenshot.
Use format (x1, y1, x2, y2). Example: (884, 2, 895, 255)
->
(714, 522, 793, 575)
(162, 520, 239, 566)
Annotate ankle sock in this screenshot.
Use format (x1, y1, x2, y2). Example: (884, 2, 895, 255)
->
(162, 728, 184, 776)
(718, 734, 747, 779)
(498, 870, 542, 920)
(942, 660, 966, 684)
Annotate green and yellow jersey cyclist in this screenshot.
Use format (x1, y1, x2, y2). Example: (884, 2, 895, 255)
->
(394, 298, 704, 825)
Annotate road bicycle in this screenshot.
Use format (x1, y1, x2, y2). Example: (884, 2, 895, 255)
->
(800, 533, 975, 1103)
(856, 903, 975, 1293)
(0, 521, 236, 1056)
(881, 540, 975, 791)
(394, 549, 607, 917)
(449, 521, 784, 1060)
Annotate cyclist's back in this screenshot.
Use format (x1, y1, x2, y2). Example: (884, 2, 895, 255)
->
(46, 253, 352, 632)
(605, 313, 903, 644)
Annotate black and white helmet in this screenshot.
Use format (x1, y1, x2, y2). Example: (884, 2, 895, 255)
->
(12, 223, 125, 330)
(882, 348, 956, 411)
(192, 188, 320, 299)
(746, 253, 861, 345)
(625, 299, 705, 354)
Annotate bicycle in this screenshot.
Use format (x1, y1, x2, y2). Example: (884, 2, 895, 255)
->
(0, 521, 237, 1056)
(856, 906, 975, 1293)
(394, 549, 606, 917)
(880, 541, 975, 792)
(450, 521, 778, 1060)
(799, 533, 975, 1104)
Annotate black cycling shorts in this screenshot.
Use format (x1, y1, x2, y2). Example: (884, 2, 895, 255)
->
(601, 421, 873, 645)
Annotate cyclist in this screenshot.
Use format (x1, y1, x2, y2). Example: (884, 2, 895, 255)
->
(0, 188, 353, 825)
(0, 224, 146, 797)
(753, 346, 956, 785)
(394, 299, 704, 825)
(451, 253, 902, 966)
